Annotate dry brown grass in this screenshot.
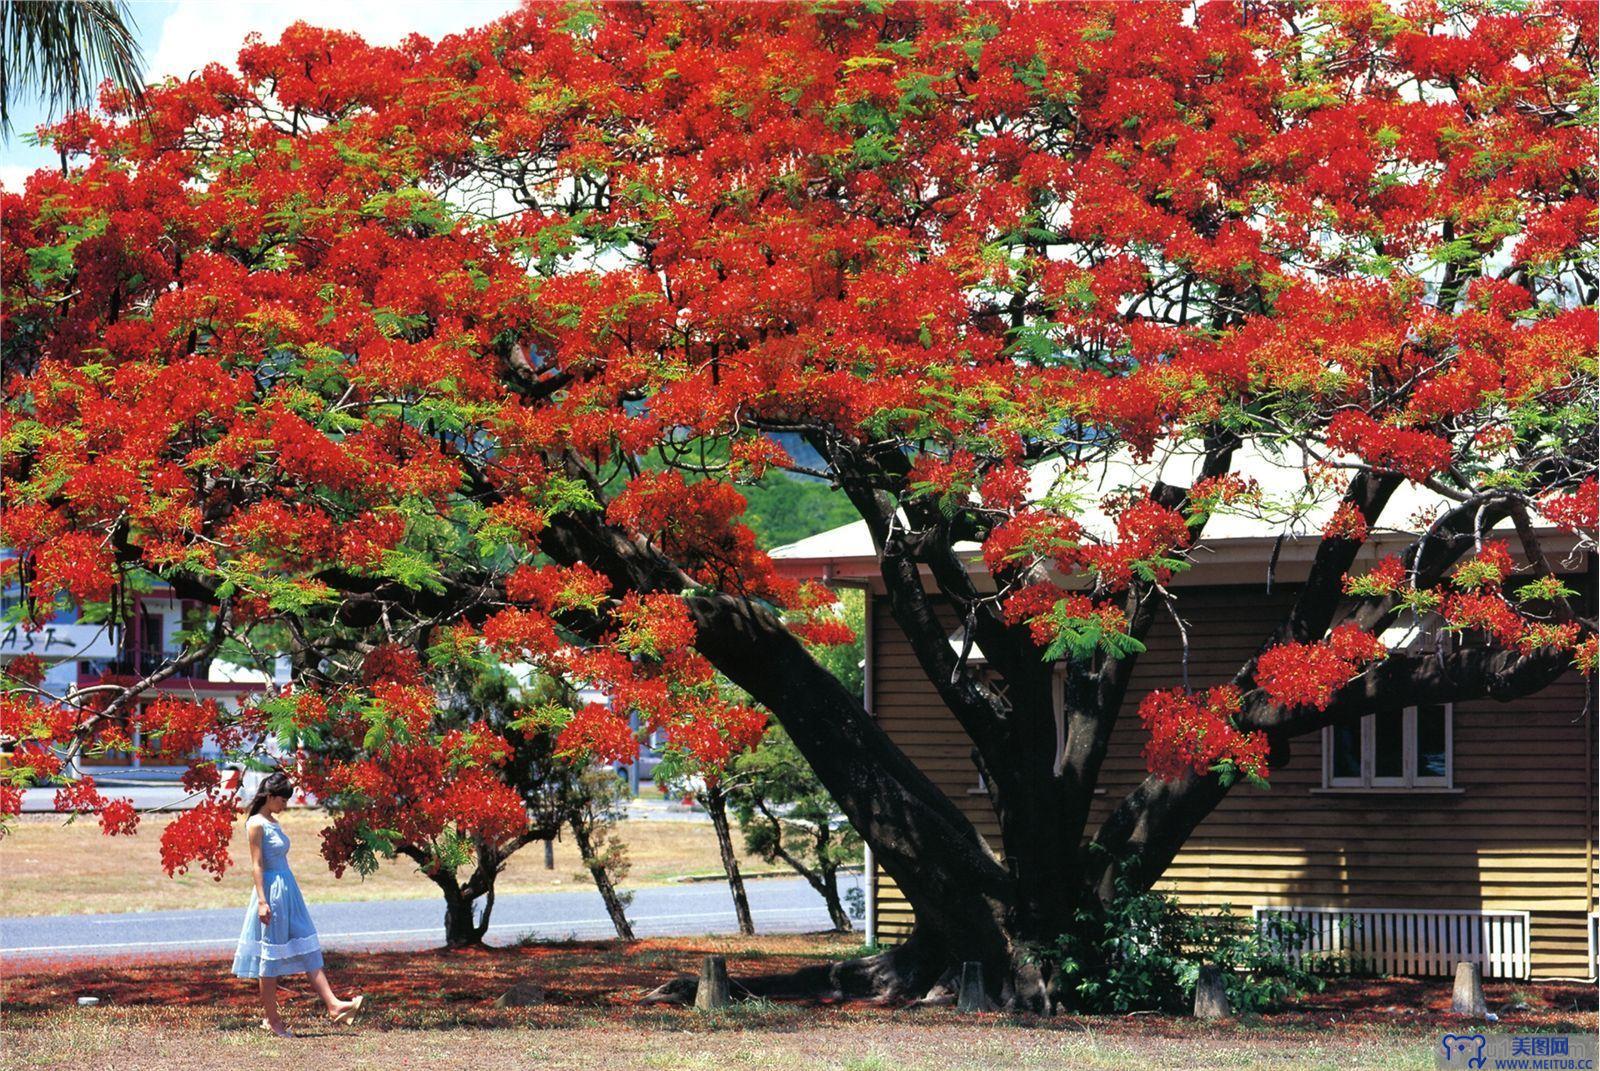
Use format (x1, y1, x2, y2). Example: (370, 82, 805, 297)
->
(0, 1017, 1462, 1071)
(0, 811, 759, 917)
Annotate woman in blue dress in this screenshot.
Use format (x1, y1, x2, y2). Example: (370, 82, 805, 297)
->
(233, 772, 366, 1037)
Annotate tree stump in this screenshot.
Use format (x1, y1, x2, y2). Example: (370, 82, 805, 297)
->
(694, 954, 731, 1012)
(1193, 964, 1230, 1019)
(494, 980, 546, 1008)
(1451, 961, 1486, 1017)
(956, 961, 987, 1013)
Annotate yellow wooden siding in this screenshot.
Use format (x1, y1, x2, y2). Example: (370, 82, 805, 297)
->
(867, 589, 1598, 978)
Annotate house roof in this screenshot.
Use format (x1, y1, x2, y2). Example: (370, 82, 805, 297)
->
(770, 438, 1548, 577)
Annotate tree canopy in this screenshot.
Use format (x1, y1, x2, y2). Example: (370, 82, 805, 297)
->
(1, 0, 1594, 1004)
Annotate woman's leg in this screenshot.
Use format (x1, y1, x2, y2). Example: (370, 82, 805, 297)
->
(305, 968, 354, 1015)
(259, 976, 285, 1028)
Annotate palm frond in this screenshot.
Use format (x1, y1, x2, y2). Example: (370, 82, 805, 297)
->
(0, 0, 145, 137)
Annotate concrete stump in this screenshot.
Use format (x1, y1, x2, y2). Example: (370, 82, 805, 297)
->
(694, 954, 731, 1012)
(1193, 964, 1231, 1019)
(956, 961, 987, 1013)
(1451, 961, 1486, 1017)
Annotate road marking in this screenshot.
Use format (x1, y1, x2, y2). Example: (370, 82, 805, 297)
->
(1, 907, 822, 955)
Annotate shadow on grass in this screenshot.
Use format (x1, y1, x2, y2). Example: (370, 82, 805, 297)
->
(4, 934, 1594, 1041)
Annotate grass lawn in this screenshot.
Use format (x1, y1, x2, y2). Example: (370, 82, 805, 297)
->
(3, 935, 1593, 1071)
(0, 811, 762, 917)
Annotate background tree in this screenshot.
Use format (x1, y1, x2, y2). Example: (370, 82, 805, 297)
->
(0, 0, 143, 137)
(567, 765, 635, 942)
(2, 2, 1595, 1009)
(654, 754, 756, 937)
(730, 725, 861, 933)
(291, 642, 588, 948)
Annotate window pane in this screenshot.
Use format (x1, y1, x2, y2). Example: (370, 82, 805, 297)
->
(1374, 710, 1404, 779)
(1416, 703, 1448, 780)
(1331, 723, 1362, 780)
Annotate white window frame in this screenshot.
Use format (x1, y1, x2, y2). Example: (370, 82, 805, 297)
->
(1322, 703, 1453, 791)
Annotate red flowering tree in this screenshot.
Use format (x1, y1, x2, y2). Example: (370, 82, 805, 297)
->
(2, 2, 1596, 1007)
(288, 642, 591, 948)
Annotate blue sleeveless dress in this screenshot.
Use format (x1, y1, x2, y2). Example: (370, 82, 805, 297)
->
(232, 819, 325, 978)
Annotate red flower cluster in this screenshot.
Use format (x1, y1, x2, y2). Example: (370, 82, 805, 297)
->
(1342, 555, 1408, 597)
(612, 593, 699, 659)
(53, 776, 108, 815)
(1256, 626, 1387, 712)
(1323, 502, 1369, 541)
(983, 512, 1087, 575)
(99, 798, 140, 836)
(1443, 592, 1524, 647)
(159, 798, 239, 880)
(506, 562, 612, 613)
(0, 783, 22, 825)
(144, 696, 225, 757)
(29, 532, 116, 607)
(1088, 499, 1191, 590)
(1450, 542, 1516, 591)
(556, 702, 639, 764)
(1541, 478, 1598, 537)
(1139, 685, 1268, 782)
(1326, 412, 1452, 482)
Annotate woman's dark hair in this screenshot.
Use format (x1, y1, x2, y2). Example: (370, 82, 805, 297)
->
(247, 771, 294, 818)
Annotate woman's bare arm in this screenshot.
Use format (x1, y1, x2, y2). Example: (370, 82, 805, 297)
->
(248, 819, 270, 923)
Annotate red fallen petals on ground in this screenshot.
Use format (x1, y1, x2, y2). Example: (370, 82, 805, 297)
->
(3, 939, 1594, 1038)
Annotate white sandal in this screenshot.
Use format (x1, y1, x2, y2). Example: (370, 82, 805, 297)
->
(331, 993, 368, 1025)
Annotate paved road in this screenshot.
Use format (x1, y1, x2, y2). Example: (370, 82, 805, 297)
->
(0, 874, 862, 962)
(20, 780, 702, 821)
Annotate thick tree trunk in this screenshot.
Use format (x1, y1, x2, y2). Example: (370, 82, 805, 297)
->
(441, 883, 494, 948)
(540, 472, 1592, 1006)
(704, 782, 755, 936)
(570, 813, 635, 941)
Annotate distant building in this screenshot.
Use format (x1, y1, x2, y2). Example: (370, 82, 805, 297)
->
(1, 573, 289, 775)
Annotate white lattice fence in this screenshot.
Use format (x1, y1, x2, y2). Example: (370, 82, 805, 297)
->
(1253, 906, 1531, 980)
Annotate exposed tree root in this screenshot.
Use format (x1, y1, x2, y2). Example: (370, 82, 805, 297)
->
(637, 933, 1060, 1012)
(640, 938, 943, 1006)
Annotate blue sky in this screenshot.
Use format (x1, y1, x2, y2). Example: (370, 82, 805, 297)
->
(1, 0, 514, 190)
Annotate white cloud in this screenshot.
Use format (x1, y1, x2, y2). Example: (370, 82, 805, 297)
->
(147, 0, 516, 83)
(0, 163, 46, 192)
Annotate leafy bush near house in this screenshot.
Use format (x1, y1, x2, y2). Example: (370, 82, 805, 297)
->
(1031, 881, 1324, 1014)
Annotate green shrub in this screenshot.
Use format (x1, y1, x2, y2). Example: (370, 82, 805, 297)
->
(1028, 881, 1324, 1014)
